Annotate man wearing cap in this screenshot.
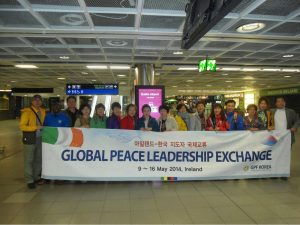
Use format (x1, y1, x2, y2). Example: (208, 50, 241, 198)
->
(19, 95, 46, 189)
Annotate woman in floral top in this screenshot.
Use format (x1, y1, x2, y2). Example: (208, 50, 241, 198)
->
(244, 104, 264, 131)
(257, 97, 274, 130)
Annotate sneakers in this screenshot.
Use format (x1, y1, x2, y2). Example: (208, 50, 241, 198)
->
(27, 183, 36, 189)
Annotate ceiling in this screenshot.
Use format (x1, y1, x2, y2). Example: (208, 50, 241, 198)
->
(0, 0, 300, 96)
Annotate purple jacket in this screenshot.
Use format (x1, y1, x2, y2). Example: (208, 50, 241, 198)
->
(106, 114, 121, 129)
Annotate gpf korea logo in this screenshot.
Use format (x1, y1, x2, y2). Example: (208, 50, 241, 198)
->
(243, 165, 250, 172)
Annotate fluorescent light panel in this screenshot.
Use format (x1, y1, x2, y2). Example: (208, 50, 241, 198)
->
(86, 65, 107, 69)
(177, 67, 197, 70)
(110, 65, 130, 69)
(15, 64, 38, 69)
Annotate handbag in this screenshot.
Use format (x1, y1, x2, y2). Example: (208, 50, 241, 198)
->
(22, 107, 42, 145)
(22, 131, 36, 145)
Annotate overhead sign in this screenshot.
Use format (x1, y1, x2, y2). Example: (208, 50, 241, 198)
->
(199, 59, 217, 72)
(66, 84, 119, 95)
(260, 87, 300, 96)
(42, 128, 291, 181)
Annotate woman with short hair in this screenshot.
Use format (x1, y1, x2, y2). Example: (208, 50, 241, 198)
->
(175, 103, 189, 131)
(135, 104, 159, 132)
(74, 104, 91, 128)
(90, 103, 106, 128)
(157, 105, 178, 132)
(120, 104, 137, 130)
(244, 104, 264, 131)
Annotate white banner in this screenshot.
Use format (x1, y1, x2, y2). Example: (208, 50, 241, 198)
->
(42, 127, 291, 181)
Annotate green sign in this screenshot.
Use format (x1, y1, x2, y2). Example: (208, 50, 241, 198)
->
(260, 87, 300, 96)
(199, 59, 216, 72)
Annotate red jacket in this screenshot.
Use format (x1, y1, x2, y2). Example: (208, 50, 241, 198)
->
(120, 115, 136, 130)
(206, 115, 229, 131)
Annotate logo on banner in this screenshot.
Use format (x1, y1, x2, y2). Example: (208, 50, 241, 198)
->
(42, 127, 84, 147)
(262, 135, 278, 146)
(243, 165, 249, 172)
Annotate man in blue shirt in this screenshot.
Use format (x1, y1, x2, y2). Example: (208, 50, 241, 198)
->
(44, 102, 70, 127)
(225, 100, 244, 131)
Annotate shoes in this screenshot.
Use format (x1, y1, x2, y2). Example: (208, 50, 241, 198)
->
(27, 183, 36, 189)
(35, 179, 45, 185)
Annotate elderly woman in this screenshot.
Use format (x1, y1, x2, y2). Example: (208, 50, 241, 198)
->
(244, 104, 264, 131)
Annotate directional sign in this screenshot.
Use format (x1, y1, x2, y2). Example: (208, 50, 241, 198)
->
(66, 84, 119, 95)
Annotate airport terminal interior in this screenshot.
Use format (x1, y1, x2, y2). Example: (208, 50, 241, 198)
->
(1, 0, 300, 224)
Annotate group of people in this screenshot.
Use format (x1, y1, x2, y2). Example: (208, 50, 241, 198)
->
(19, 94, 299, 189)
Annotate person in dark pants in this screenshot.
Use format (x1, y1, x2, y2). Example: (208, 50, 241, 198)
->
(64, 96, 79, 127)
(19, 95, 46, 189)
(272, 96, 300, 144)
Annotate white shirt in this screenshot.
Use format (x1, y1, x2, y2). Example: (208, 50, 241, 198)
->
(144, 118, 149, 128)
(275, 108, 287, 130)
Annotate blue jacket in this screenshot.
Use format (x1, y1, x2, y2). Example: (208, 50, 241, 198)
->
(226, 111, 244, 131)
(44, 112, 71, 127)
(136, 116, 159, 132)
(106, 114, 121, 129)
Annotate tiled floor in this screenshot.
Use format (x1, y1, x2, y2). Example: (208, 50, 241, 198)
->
(0, 119, 300, 224)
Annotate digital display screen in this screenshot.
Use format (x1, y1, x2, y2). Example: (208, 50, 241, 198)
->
(199, 59, 217, 72)
(135, 86, 164, 119)
(66, 84, 119, 95)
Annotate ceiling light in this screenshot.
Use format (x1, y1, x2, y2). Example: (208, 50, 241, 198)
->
(282, 69, 299, 72)
(284, 75, 292, 78)
(0, 89, 11, 92)
(57, 77, 65, 80)
(60, 14, 85, 26)
(242, 68, 260, 72)
(15, 64, 38, 69)
(236, 22, 266, 33)
(225, 80, 233, 83)
(117, 74, 126, 77)
(106, 40, 128, 47)
(91, 79, 96, 81)
(262, 68, 281, 72)
(177, 67, 198, 70)
(59, 56, 69, 59)
(11, 80, 16, 83)
(222, 73, 228, 76)
(243, 76, 254, 80)
(221, 67, 240, 71)
(110, 65, 130, 70)
(81, 72, 88, 75)
(119, 82, 127, 85)
(173, 51, 183, 55)
(186, 80, 194, 82)
(57, 95, 60, 97)
(86, 65, 107, 69)
(206, 84, 212, 87)
(282, 54, 294, 58)
(172, 85, 177, 87)
(155, 73, 160, 76)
